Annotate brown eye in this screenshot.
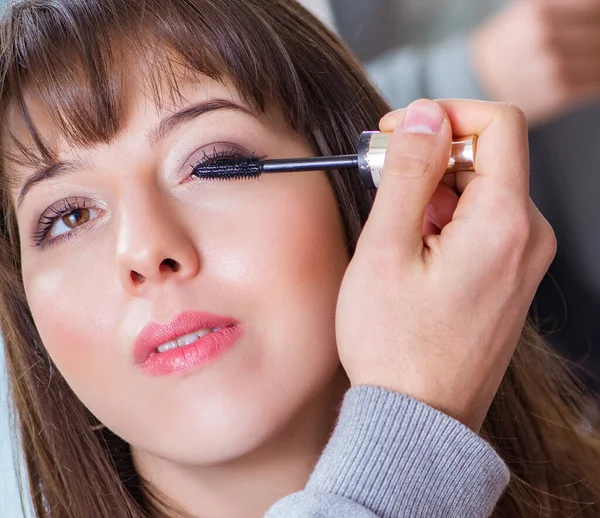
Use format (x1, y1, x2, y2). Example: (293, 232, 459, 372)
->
(48, 206, 100, 239)
(62, 208, 91, 229)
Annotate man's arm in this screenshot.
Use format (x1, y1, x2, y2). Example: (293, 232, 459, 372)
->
(266, 386, 509, 518)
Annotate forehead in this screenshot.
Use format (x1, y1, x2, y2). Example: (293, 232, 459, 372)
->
(9, 70, 246, 142)
(3, 67, 264, 183)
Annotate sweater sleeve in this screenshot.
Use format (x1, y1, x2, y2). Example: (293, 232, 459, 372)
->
(265, 386, 509, 518)
(366, 35, 489, 109)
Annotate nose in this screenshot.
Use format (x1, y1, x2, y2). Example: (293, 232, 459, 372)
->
(116, 187, 200, 295)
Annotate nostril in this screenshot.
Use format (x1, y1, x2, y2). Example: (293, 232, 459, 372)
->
(129, 259, 182, 285)
(130, 270, 146, 284)
(161, 258, 181, 273)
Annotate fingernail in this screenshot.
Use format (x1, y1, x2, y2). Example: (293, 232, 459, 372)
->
(402, 100, 444, 134)
(425, 204, 440, 228)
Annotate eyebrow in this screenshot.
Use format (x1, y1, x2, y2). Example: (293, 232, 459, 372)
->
(17, 99, 254, 209)
(148, 98, 255, 144)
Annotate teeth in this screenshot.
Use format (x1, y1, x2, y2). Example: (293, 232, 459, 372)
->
(156, 328, 217, 353)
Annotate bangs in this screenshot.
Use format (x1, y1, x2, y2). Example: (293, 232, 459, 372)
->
(0, 0, 328, 166)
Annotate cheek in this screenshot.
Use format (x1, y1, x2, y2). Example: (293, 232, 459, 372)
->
(22, 249, 124, 404)
(247, 174, 347, 310)
(24, 259, 100, 365)
(212, 173, 349, 376)
(201, 172, 349, 325)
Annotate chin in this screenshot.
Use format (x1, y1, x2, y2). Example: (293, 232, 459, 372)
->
(132, 366, 342, 468)
(176, 411, 289, 466)
(123, 386, 311, 467)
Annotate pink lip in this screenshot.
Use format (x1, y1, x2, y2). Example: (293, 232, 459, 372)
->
(134, 311, 242, 377)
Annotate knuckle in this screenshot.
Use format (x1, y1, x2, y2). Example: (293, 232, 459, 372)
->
(526, 226, 556, 283)
(500, 102, 526, 122)
(497, 102, 528, 132)
(504, 215, 531, 252)
(515, 213, 532, 246)
(525, 203, 557, 272)
(539, 218, 558, 264)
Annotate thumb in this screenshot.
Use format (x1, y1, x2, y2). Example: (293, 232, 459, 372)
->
(365, 99, 452, 260)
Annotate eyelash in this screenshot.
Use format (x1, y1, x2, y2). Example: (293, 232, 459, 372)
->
(190, 148, 260, 179)
(32, 149, 257, 248)
(32, 197, 94, 248)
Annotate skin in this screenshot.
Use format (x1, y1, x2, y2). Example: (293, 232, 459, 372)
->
(10, 74, 356, 516)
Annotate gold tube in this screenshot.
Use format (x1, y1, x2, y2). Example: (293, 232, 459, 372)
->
(357, 131, 477, 189)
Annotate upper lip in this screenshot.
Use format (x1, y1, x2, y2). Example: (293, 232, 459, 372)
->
(133, 311, 239, 364)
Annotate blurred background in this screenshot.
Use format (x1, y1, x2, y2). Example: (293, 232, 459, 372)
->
(3, 0, 600, 514)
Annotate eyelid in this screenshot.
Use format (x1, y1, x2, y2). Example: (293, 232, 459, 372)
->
(38, 196, 105, 221)
(185, 142, 255, 174)
(33, 196, 105, 248)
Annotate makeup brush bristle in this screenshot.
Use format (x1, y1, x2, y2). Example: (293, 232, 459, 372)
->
(191, 155, 263, 181)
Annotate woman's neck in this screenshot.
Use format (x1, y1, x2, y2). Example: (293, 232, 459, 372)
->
(134, 369, 349, 518)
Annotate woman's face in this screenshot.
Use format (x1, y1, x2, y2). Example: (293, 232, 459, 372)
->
(10, 74, 350, 466)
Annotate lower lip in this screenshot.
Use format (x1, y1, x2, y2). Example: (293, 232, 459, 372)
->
(140, 326, 243, 377)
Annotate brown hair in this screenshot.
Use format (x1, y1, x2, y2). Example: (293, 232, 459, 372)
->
(0, 1, 599, 516)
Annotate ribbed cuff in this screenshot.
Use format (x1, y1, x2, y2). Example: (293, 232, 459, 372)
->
(265, 491, 379, 518)
(306, 386, 509, 518)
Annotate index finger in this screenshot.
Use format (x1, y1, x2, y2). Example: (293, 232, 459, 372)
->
(381, 100, 531, 201)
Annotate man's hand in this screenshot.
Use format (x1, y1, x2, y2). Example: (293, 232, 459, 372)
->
(335, 99, 556, 432)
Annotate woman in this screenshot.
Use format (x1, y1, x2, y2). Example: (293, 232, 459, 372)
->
(0, 0, 595, 516)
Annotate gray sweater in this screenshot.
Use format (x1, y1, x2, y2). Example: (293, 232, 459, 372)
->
(266, 386, 509, 517)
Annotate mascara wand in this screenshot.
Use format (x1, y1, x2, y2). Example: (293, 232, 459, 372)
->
(194, 131, 477, 190)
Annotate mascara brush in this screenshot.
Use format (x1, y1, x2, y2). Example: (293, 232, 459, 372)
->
(194, 131, 477, 190)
